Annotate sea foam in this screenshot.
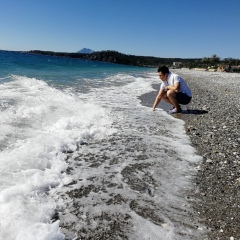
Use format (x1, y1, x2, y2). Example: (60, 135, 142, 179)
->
(0, 75, 114, 239)
(54, 72, 207, 239)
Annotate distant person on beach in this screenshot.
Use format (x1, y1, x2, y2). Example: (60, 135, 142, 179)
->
(152, 66, 192, 113)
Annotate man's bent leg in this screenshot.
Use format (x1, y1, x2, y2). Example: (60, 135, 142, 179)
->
(162, 94, 172, 105)
(166, 90, 181, 111)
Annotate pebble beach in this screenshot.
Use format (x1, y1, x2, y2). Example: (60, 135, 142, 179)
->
(1, 50, 239, 239)
(140, 69, 240, 240)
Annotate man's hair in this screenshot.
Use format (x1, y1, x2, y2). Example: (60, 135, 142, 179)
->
(157, 66, 169, 75)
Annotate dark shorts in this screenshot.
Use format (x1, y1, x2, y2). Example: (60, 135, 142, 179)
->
(176, 92, 192, 105)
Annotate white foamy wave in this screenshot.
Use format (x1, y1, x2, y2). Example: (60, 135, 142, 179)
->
(54, 72, 207, 239)
(0, 76, 9, 80)
(0, 75, 115, 239)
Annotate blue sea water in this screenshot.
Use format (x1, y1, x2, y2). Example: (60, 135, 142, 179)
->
(0, 51, 207, 239)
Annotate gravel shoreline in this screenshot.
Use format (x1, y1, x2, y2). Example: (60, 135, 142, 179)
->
(139, 70, 240, 240)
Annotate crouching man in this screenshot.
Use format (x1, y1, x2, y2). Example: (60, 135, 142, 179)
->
(152, 66, 192, 113)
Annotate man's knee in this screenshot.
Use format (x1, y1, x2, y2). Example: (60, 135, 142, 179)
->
(166, 90, 176, 98)
(161, 93, 169, 102)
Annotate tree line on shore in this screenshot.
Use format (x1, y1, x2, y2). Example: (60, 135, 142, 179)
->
(28, 50, 240, 72)
(185, 54, 240, 72)
(28, 50, 196, 67)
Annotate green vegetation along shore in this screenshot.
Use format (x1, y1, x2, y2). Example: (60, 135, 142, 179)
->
(28, 49, 197, 67)
(28, 50, 240, 72)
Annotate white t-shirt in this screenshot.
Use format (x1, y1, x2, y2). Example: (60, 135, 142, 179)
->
(160, 72, 192, 97)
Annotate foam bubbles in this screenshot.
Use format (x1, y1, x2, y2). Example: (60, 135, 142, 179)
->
(0, 75, 114, 239)
(15, 221, 65, 240)
(54, 72, 207, 239)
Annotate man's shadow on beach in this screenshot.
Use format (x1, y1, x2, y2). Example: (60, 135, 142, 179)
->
(170, 108, 208, 120)
(181, 109, 208, 114)
(160, 102, 208, 115)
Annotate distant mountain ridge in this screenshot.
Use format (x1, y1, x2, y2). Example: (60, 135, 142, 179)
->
(28, 49, 201, 68)
(77, 48, 95, 54)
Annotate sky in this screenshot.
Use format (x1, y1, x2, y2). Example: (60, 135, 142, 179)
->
(0, 0, 239, 59)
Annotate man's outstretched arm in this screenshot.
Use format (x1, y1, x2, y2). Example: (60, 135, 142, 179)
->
(152, 89, 164, 111)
